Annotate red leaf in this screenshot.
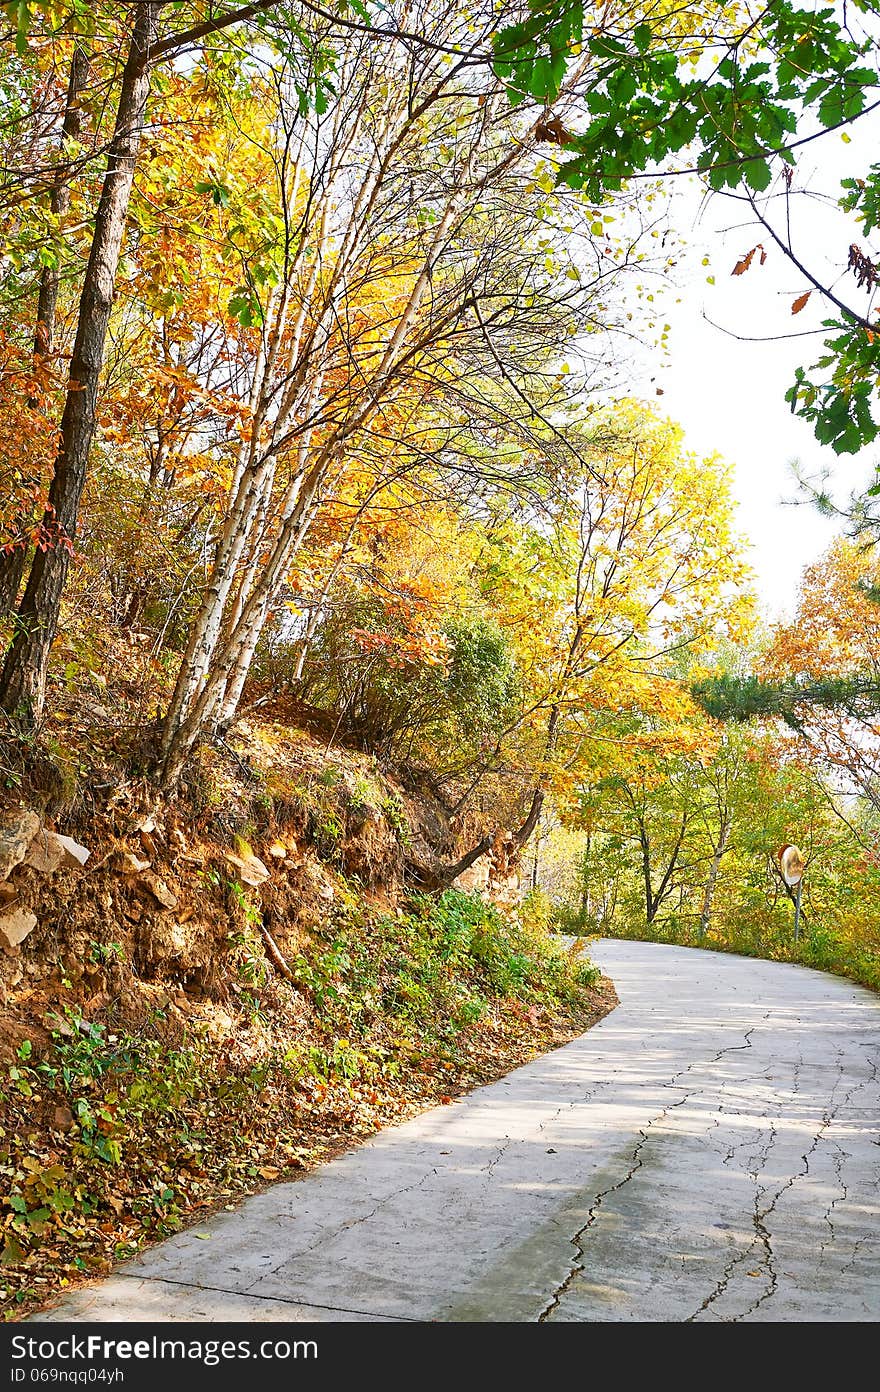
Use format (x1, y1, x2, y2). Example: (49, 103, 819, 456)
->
(791, 291, 811, 315)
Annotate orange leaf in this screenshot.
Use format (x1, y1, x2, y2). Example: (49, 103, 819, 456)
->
(732, 244, 766, 276)
(791, 291, 811, 315)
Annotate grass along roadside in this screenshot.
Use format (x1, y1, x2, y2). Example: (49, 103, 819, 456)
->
(583, 913, 880, 992)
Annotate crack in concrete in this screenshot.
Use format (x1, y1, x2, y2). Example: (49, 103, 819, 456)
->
(252, 1166, 439, 1283)
(482, 1136, 513, 1179)
(818, 1137, 849, 1261)
(480, 1074, 616, 1187)
(687, 1115, 778, 1322)
(737, 1123, 781, 1320)
(695, 1045, 880, 1322)
(536, 1100, 684, 1323)
(118, 1271, 423, 1322)
(685, 1038, 878, 1322)
(538, 1023, 762, 1323)
(735, 1045, 880, 1320)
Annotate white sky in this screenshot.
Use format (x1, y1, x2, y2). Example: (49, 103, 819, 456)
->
(645, 129, 878, 623)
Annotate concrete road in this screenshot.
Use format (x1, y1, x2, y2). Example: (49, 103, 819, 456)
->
(34, 940, 880, 1323)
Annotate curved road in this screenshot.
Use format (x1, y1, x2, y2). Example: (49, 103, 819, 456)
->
(35, 940, 880, 1323)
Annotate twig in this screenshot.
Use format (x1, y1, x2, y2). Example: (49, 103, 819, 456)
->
(260, 920, 293, 979)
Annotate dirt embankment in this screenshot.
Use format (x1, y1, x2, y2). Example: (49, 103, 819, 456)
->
(0, 716, 615, 1319)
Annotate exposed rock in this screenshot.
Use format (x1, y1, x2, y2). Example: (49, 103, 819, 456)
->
(0, 809, 41, 881)
(136, 872, 178, 909)
(267, 842, 287, 859)
(452, 856, 491, 896)
(490, 869, 522, 909)
(23, 831, 65, 875)
(224, 850, 270, 886)
(117, 851, 151, 874)
(0, 907, 38, 949)
(23, 828, 90, 875)
(0, 882, 18, 904)
(57, 834, 90, 869)
(139, 830, 158, 859)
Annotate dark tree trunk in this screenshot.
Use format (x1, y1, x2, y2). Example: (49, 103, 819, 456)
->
(578, 832, 591, 926)
(0, 7, 159, 721)
(0, 548, 27, 623)
(642, 809, 687, 926)
(35, 42, 92, 356)
(436, 706, 558, 887)
(640, 828, 655, 924)
(439, 831, 496, 887)
(0, 42, 91, 620)
(699, 820, 730, 938)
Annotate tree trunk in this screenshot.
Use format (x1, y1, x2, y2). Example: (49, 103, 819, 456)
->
(699, 820, 730, 938)
(35, 42, 92, 357)
(439, 831, 497, 888)
(157, 181, 465, 779)
(529, 811, 542, 891)
(641, 828, 656, 924)
(0, 42, 91, 619)
(578, 834, 591, 927)
(0, 547, 27, 624)
(0, 7, 158, 722)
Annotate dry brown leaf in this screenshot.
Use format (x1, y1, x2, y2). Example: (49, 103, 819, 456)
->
(732, 243, 766, 277)
(791, 291, 811, 314)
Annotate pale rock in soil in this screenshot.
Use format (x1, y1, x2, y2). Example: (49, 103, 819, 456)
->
(23, 830, 66, 875)
(224, 850, 270, 886)
(0, 906, 38, 948)
(54, 834, 90, 869)
(118, 851, 151, 874)
(452, 856, 491, 896)
(0, 809, 41, 881)
(23, 828, 90, 875)
(136, 872, 178, 909)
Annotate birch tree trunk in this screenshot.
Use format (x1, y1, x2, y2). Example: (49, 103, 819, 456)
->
(157, 177, 466, 781)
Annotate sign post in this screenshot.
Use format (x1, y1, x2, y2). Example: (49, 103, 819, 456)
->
(779, 844, 805, 943)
